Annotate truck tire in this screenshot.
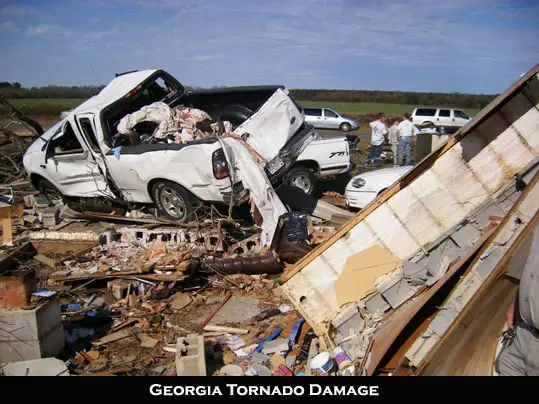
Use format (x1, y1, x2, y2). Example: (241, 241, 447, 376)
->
(219, 105, 253, 128)
(340, 122, 352, 132)
(285, 166, 316, 196)
(151, 180, 195, 222)
(37, 178, 65, 206)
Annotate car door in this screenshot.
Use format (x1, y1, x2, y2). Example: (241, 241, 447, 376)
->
(43, 117, 110, 198)
(323, 109, 340, 129)
(303, 108, 323, 128)
(436, 109, 452, 128)
(453, 109, 471, 129)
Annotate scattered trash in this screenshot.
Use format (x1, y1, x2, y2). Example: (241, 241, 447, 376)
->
(311, 351, 335, 375)
(220, 364, 245, 376)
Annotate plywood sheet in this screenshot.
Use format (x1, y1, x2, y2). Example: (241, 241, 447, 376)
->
(334, 245, 402, 307)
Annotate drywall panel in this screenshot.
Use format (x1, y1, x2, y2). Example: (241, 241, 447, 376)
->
(364, 203, 420, 259)
(387, 186, 444, 247)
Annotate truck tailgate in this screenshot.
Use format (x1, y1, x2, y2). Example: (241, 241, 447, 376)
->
(235, 88, 304, 161)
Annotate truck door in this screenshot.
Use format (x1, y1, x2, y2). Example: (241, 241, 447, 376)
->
(43, 117, 110, 198)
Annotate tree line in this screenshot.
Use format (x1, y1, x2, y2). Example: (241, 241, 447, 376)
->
(0, 81, 496, 109)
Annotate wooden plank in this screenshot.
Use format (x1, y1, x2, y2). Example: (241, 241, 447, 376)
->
(34, 254, 57, 269)
(282, 65, 539, 282)
(0, 241, 37, 272)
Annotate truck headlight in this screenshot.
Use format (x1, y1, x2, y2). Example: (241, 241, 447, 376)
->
(351, 178, 366, 188)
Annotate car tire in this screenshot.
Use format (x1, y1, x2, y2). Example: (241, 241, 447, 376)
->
(340, 122, 352, 132)
(37, 178, 65, 206)
(152, 180, 196, 222)
(285, 166, 316, 196)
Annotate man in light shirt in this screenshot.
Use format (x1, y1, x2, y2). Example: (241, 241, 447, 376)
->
(388, 118, 399, 165)
(397, 112, 418, 166)
(368, 113, 387, 168)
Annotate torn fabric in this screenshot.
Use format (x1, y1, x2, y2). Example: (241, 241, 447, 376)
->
(221, 137, 287, 246)
(117, 102, 233, 142)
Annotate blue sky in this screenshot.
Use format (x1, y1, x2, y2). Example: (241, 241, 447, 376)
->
(0, 0, 538, 93)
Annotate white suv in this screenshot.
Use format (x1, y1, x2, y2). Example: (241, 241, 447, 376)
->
(411, 107, 471, 133)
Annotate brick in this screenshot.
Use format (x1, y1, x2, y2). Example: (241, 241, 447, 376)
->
(0, 269, 36, 309)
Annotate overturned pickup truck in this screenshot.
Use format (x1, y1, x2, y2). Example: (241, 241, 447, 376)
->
(23, 69, 315, 221)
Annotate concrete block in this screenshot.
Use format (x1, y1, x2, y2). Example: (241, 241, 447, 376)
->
(262, 338, 289, 354)
(175, 334, 206, 376)
(476, 247, 504, 280)
(405, 332, 440, 368)
(364, 292, 390, 313)
(1, 357, 69, 376)
(451, 222, 482, 248)
(450, 271, 483, 311)
(472, 203, 505, 229)
(428, 304, 458, 337)
(376, 271, 417, 309)
(1, 323, 65, 362)
(0, 299, 64, 362)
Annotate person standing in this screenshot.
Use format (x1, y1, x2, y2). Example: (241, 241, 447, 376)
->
(496, 222, 539, 376)
(388, 118, 399, 165)
(368, 113, 387, 168)
(397, 112, 418, 166)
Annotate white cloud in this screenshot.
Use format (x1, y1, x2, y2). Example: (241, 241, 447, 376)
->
(25, 24, 65, 37)
(0, 20, 16, 32)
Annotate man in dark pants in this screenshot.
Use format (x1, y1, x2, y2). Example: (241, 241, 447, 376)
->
(496, 222, 539, 376)
(368, 113, 387, 168)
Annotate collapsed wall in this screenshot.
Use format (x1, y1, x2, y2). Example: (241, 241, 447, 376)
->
(280, 65, 539, 371)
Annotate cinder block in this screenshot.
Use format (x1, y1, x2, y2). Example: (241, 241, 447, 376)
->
(1, 323, 65, 362)
(0, 299, 64, 362)
(175, 334, 206, 376)
(451, 223, 482, 248)
(428, 304, 458, 337)
(364, 292, 390, 313)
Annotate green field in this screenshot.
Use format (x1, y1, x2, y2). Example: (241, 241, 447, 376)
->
(1, 98, 480, 120)
(299, 101, 480, 118)
(1, 98, 86, 116)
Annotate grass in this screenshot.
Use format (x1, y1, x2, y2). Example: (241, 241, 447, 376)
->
(1, 98, 86, 117)
(298, 101, 480, 118)
(1, 98, 481, 121)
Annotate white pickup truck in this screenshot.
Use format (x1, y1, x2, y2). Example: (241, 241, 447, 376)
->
(285, 133, 351, 195)
(23, 69, 316, 222)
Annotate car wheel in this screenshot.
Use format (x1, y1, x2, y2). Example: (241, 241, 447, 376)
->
(152, 180, 195, 222)
(285, 166, 316, 196)
(37, 178, 65, 206)
(340, 122, 352, 132)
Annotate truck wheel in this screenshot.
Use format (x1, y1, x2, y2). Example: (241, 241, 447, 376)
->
(152, 180, 195, 222)
(37, 178, 65, 206)
(219, 105, 253, 128)
(340, 122, 352, 132)
(285, 166, 316, 196)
